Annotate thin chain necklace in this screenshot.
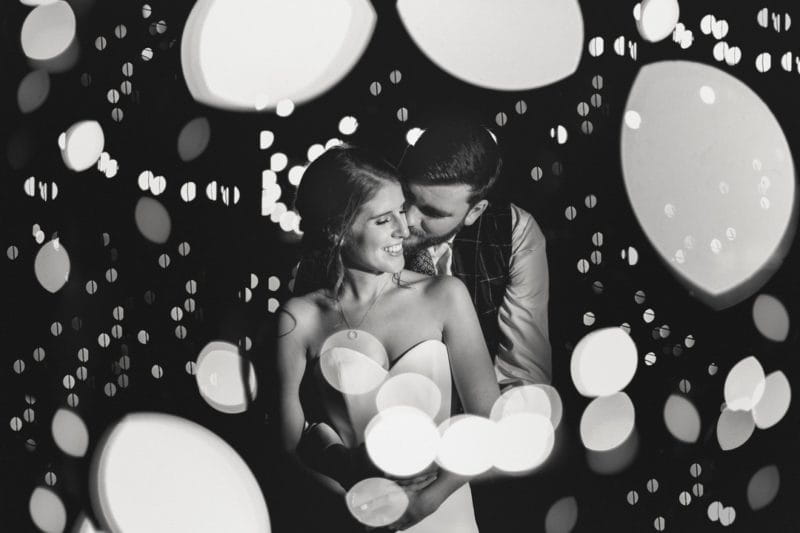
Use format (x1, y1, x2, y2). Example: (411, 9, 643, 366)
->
(337, 275, 391, 340)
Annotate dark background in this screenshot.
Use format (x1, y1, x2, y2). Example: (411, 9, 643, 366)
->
(1, 0, 798, 531)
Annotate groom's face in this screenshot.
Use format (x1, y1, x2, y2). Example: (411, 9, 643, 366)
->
(403, 182, 485, 251)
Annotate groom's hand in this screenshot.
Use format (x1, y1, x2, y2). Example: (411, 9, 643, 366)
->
(388, 488, 440, 531)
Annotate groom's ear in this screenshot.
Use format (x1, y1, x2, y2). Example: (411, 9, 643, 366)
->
(463, 199, 488, 226)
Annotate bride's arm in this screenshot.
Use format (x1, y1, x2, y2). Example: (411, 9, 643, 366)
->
(275, 300, 346, 497)
(392, 277, 501, 529)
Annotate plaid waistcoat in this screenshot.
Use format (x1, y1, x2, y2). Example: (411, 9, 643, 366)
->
(451, 203, 512, 358)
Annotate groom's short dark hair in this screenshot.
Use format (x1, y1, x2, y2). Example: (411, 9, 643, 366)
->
(400, 117, 502, 205)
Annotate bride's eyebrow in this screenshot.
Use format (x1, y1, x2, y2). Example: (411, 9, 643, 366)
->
(368, 203, 406, 219)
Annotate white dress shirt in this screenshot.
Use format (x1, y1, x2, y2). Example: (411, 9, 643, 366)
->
(426, 203, 551, 387)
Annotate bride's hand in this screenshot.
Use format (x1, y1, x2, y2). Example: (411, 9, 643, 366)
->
(387, 486, 442, 531)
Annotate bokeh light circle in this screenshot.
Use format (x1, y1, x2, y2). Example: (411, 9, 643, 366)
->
(346, 478, 409, 528)
(365, 406, 439, 477)
(580, 392, 636, 451)
(195, 341, 258, 414)
(571, 327, 638, 397)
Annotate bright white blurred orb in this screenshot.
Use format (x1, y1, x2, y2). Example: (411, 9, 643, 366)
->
(752, 294, 790, 342)
(365, 406, 439, 477)
(406, 127, 424, 146)
(436, 415, 496, 476)
(397, 0, 583, 90)
(319, 346, 388, 395)
(621, 61, 795, 309)
(716, 408, 755, 450)
(624, 110, 641, 130)
(544, 496, 578, 533)
(21, 1, 76, 61)
(61, 121, 105, 172)
(580, 392, 635, 451)
(91, 413, 270, 533)
(34, 239, 70, 293)
(134, 197, 171, 244)
(376, 373, 442, 419)
(724, 356, 766, 411)
(493, 412, 554, 472)
(570, 327, 638, 397)
(346, 478, 409, 528)
(490, 385, 551, 422)
(29, 487, 67, 533)
(752, 371, 791, 429)
(51, 408, 89, 457)
(637, 0, 680, 42)
(747, 465, 780, 511)
(663, 394, 700, 443)
(195, 341, 257, 414)
(699, 85, 716, 104)
(181, 0, 376, 111)
(338, 116, 358, 135)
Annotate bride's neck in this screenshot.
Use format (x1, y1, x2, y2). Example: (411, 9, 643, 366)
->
(340, 267, 393, 303)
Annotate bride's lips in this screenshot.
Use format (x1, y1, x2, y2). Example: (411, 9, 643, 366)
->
(382, 243, 403, 257)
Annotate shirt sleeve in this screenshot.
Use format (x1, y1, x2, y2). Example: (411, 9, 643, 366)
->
(494, 203, 552, 387)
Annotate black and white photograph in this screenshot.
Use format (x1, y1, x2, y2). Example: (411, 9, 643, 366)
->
(1, 0, 798, 531)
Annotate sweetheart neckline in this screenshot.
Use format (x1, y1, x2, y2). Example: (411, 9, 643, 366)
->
(312, 337, 445, 370)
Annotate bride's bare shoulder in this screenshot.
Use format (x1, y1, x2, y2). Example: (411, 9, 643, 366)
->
(278, 290, 331, 336)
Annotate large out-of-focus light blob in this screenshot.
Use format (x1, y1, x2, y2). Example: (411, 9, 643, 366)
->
(61, 121, 105, 172)
(177, 117, 211, 162)
(34, 239, 70, 293)
(320, 346, 388, 395)
(716, 408, 755, 451)
(346, 478, 409, 528)
(724, 356, 766, 411)
(663, 394, 701, 443)
(636, 0, 680, 42)
(747, 465, 780, 511)
(18, 70, 50, 113)
(752, 294, 790, 342)
(397, 0, 583, 90)
(21, 1, 76, 61)
(195, 341, 257, 414)
(493, 413, 555, 472)
(570, 327, 638, 397)
(490, 385, 562, 429)
(621, 61, 796, 309)
(364, 406, 439, 477)
(91, 413, 270, 532)
(544, 496, 578, 533)
(580, 392, 635, 452)
(436, 415, 496, 476)
(134, 197, 171, 244)
(181, 0, 376, 111)
(29, 487, 67, 533)
(376, 373, 442, 419)
(752, 371, 791, 429)
(52, 408, 89, 457)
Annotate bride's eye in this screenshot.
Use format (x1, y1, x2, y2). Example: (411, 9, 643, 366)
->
(376, 217, 391, 225)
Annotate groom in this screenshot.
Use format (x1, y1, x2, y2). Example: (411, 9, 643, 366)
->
(401, 116, 551, 390)
(400, 117, 552, 532)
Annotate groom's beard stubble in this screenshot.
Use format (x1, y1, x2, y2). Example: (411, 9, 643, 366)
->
(404, 221, 465, 253)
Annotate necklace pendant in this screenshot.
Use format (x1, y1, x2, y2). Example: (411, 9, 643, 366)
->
(347, 330, 358, 340)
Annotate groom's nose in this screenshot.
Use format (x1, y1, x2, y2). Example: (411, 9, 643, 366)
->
(404, 204, 422, 229)
(393, 213, 410, 239)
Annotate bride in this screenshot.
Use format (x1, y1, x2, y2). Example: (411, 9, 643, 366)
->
(276, 145, 500, 531)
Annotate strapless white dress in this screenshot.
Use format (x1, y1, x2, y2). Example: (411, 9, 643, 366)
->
(311, 336, 479, 533)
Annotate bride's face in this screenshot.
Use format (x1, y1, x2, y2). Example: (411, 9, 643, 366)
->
(343, 181, 409, 273)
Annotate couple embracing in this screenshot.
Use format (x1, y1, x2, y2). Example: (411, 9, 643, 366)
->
(275, 117, 551, 532)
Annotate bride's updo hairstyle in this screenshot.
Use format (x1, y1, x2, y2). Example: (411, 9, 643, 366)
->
(294, 145, 402, 295)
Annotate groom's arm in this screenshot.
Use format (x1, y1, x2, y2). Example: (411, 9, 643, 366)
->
(494, 204, 552, 387)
